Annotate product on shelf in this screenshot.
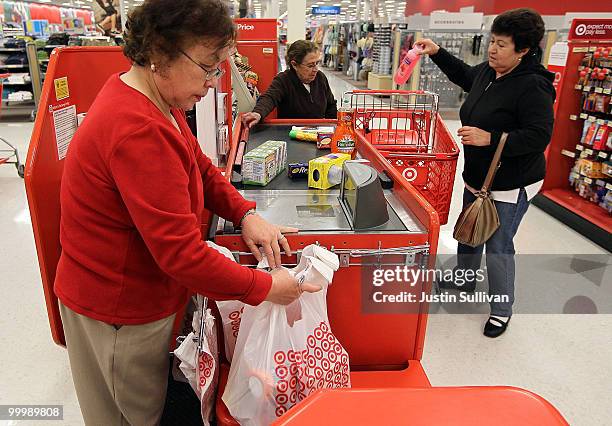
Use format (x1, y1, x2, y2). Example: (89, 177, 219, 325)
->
(593, 125, 610, 150)
(567, 44, 612, 214)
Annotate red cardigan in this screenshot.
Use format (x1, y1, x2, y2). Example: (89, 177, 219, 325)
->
(55, 74, 271, 325)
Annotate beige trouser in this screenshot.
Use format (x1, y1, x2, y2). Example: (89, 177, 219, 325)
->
(59, 302, 176, 426)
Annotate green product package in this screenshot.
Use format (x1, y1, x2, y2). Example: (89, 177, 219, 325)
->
(242, 140, 287, 186)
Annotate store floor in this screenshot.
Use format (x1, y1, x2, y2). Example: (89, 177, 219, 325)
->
(0, 71, 610, 425)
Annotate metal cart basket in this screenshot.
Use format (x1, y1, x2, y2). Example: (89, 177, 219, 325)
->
(342, 90, 459, 224)
(0, 73, 25, 178)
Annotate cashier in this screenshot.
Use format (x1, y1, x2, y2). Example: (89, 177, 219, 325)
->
(54, 1, 320, 425)
(242, 40, 338, 127)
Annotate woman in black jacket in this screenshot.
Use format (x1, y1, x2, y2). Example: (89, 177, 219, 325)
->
(242, 40, 337, 127)
(418, 8, 555, 337)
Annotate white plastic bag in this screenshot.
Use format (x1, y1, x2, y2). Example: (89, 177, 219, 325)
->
(217, 300, 244, 362)
(174, 295, 219, 425)
(205, 241, 246, 362)
(222, 245, 349, 426)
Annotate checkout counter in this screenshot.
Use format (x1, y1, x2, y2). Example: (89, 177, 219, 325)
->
(24, 47, 569, 425)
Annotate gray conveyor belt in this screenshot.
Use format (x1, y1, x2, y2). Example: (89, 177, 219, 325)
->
(225, 124, 426, 234)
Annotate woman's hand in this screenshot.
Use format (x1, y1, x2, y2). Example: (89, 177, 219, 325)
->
(242, 112, 261, 129)
(266, 268, 321, 305)
(458, 126, 491, 146)
(414, 39, 440, 56)
(241, 213, 297, 268)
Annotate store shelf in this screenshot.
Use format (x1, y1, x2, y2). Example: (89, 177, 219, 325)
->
(1, 81, 32, 86)
(0, 64, 29, 69)
(534, 188, 612, 251)
(575, 143, 611, 158)
(570, 113, 612, 125)
(0, 48, 25, 52)
(540, 36, 612, 252)
(2, 98, 34, 104)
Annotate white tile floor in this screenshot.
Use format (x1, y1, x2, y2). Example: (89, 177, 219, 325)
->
(0, 71, 610, 426)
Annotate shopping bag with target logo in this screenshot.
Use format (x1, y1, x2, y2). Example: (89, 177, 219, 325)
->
(204, 241, 246, 362)
(174, 295, 219, 425)
(222, 245, 350, 426)
(216, 300, 244, 362)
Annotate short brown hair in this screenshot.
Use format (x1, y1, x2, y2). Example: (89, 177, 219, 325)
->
(491, 8, 545, 53)
(286, 40, 319, 69)
(123, 0, 236, 66)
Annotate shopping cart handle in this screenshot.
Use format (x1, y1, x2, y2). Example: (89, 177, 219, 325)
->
(348, 90, 427, 95)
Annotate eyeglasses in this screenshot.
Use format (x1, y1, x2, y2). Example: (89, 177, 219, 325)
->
(299, 60, 321, 69)
(180, 50, 225, 81)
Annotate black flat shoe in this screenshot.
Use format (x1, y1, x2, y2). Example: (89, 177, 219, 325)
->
(437, 277, 476, 293)
(483, 316, 511, 338)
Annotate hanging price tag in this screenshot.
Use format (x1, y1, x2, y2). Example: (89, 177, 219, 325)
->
(595, 87, 603, 93)
(579, 113, 588, 119)
(576, 144, 584, 151)
(584, 177, 593, 184)
(599, 152, 608, 159)
(585, 149, 594, 155)
(607, 183, 612, 191)
(569, 115, 578, 121)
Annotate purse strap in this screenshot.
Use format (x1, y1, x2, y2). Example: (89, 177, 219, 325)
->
(480, 132, 509, 192)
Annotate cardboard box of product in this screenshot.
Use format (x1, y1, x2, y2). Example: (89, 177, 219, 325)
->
(308, 153, 351, 190)
(242, 140, 287, 186)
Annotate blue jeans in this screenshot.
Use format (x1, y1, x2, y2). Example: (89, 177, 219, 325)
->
(457, 187, 530, 316)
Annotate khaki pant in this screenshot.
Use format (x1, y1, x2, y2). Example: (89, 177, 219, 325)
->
(59, 302, 175, 426)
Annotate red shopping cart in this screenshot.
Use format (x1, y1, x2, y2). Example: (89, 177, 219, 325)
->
(342, 90, 459, 224)
(0, 73, 25, 178)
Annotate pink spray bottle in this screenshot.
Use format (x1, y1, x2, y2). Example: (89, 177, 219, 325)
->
(394, 44, 423, 85)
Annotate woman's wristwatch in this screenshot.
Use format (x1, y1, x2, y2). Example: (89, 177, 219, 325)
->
(239, 208, 257, 227)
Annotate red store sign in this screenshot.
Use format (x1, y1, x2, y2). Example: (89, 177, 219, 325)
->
(235, 18, 278, 41)
(568, 19, 612, 41)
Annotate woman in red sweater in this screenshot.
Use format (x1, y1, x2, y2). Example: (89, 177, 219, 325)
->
(55, 1, 319, 424)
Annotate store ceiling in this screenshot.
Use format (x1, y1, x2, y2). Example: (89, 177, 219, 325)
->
(33, 0, 407, 21)
(32, 0, 144, 13)
(266, 0, 408, 21)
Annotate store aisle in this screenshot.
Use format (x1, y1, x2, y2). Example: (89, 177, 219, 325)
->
(0, 121, 83, 424)
(0, 72, 610, 425)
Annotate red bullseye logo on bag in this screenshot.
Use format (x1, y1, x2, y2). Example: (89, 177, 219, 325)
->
(229, 307, 243, 338)
(270, 321, 350, 417)
(198, 353, 214, 388)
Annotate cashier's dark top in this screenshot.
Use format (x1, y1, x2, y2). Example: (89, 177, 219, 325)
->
(430, 47, 555, 191)
(253, 68, 338, 120)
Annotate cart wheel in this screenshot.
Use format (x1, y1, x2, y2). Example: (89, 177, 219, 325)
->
(30, 110, 37, 122)
(17, 164, 25, 178)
